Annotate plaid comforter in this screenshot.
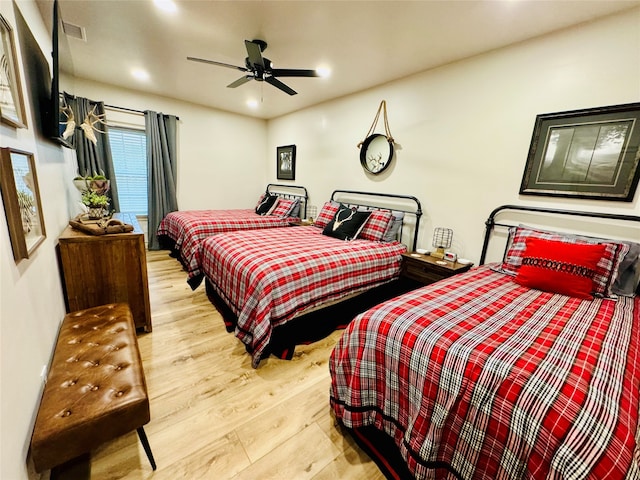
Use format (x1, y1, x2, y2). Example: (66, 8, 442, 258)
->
(157, 209, 292, 283)
(330, 265, 640, 480)
(200, 226, 407, 367)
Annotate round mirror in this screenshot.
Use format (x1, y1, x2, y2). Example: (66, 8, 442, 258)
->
(360, 133, 394, 174)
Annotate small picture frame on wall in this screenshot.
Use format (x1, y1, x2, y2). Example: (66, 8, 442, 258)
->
(0, 148, 46, 262)
(0, 15, 27, 128)
(277, 144, 296, 180)
(520, 102, 640, 202)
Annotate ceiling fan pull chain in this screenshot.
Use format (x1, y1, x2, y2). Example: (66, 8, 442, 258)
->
(357, 100, 394, 148)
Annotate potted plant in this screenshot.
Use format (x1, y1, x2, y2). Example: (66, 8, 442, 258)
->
(82, 190, 110, 219)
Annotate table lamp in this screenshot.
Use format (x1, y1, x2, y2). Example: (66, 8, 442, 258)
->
(431, 227, 453, 259)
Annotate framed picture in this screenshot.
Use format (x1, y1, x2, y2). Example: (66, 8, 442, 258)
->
(520, 102, 640, 202)
(0, 148, 46, 262)
(277, 144, 296, 180)
(0, 15, 27, 128)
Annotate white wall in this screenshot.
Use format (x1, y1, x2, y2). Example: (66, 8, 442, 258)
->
(267, 7, 640, 262)
(70, 78, 267, 211)
(1, 1, 78, 479)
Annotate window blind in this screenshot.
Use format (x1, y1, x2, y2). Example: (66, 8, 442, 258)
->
(109, 127, 148, 215)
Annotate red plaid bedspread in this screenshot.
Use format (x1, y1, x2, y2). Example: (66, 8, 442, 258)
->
(157, 209, 292, 281)
(330, 264, 640, 480)
(200, 226, 407, 367)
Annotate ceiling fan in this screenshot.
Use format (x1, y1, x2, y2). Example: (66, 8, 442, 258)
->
(187, 39, 319, 96)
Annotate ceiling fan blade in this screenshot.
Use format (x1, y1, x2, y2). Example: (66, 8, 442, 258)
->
(265, 76, 297, 96)
(245, 40, 265, 69)
(227, 75, 253, 88)
(187, 56, 247, 72)
(271, 69, 319, 78)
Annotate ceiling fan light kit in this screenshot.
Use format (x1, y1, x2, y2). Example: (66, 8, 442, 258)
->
(187, 39, 319, 96)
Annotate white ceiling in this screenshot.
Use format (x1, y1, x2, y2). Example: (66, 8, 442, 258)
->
(37, 0, 640, 120)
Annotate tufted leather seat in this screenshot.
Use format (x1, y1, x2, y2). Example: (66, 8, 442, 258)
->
(30, 303, 155, 473)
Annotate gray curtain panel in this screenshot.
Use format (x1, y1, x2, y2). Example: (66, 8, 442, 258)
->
(145, 110, 178, 250)
(63, 93, 120, 212)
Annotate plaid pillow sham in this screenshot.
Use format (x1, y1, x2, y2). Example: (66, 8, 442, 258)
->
(269, 198, 299, 218)
(314, 201, 340, 229)
(358, 209, 393, 242)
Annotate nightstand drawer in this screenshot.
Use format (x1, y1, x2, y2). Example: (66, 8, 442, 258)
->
(402, 262, 448, 284)
(400, 252, 473, 287)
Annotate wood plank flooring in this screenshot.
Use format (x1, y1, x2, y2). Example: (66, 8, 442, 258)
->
(89, 250, 386, 479)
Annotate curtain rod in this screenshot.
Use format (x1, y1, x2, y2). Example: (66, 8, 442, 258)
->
(104, 103, 180, 120)
(61, 93, 180, 120)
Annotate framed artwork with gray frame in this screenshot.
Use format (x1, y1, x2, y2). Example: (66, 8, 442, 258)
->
(0, 148, 46, 262)
(519, 102, 640, 202)
(0, 14, 27, 128)
(277, 144, 296, 180)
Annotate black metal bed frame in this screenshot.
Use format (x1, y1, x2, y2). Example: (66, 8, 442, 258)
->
(480, 204, 640, 265)
(345, 204, 640, 480)
(330, 189, 423, 251)
(204, 189, 423, 365)
(266, 183, 309, 218)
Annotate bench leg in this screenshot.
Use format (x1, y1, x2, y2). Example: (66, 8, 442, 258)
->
(136, 427, 157, 471)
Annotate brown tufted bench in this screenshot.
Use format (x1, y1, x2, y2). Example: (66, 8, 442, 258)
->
(30, 303, 156, 474)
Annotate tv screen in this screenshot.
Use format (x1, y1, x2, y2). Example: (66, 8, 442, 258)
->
(50, 0, 73, 148)
(14, 0, 72, 148)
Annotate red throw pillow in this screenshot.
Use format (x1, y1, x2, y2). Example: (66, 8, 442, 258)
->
(500, 225, 628, 297)
(515, 238, 607, 299)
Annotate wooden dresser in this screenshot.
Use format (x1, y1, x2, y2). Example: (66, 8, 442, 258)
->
(57, 213, 152, 332)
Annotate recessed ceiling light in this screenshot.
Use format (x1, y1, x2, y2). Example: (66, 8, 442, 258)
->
(247, 99, 259, 109)
(131, 68, 150, 81)
(316, 67, 331, 78)
(153, 0, 177, 13)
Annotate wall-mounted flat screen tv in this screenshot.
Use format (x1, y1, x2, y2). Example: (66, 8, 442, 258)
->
(15, 0, 73, 148)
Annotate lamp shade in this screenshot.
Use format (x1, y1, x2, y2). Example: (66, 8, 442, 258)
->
(432, 227, 453, 249)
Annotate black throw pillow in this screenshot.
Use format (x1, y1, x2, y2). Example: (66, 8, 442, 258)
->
(323, 204, 372, 241)
(255, 194, 278, 215)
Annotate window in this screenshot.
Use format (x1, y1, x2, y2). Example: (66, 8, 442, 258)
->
(109, 126, 147, 215)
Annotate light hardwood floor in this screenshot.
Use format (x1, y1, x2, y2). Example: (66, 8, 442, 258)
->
(89, 250, 386, 479)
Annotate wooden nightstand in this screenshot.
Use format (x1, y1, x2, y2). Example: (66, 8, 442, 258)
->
(401, 252, 473, 286)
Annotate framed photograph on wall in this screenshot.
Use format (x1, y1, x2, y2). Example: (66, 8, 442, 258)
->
(0, 15, 27, 128)
(0, 148, 46, 262)
(520, 102, 640, 202)
(277, 144, 296, 180)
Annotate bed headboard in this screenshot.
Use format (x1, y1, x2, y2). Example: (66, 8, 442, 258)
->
(480, 204, 640, 265)
(266, 184, 309, 218)
(330, 189, 423, 251)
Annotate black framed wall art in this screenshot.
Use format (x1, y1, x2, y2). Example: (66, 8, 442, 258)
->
(277, 144, 296, 180)
(520, 102, 640, 202)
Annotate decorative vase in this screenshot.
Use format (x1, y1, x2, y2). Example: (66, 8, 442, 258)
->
(88, 207, 104, 220)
